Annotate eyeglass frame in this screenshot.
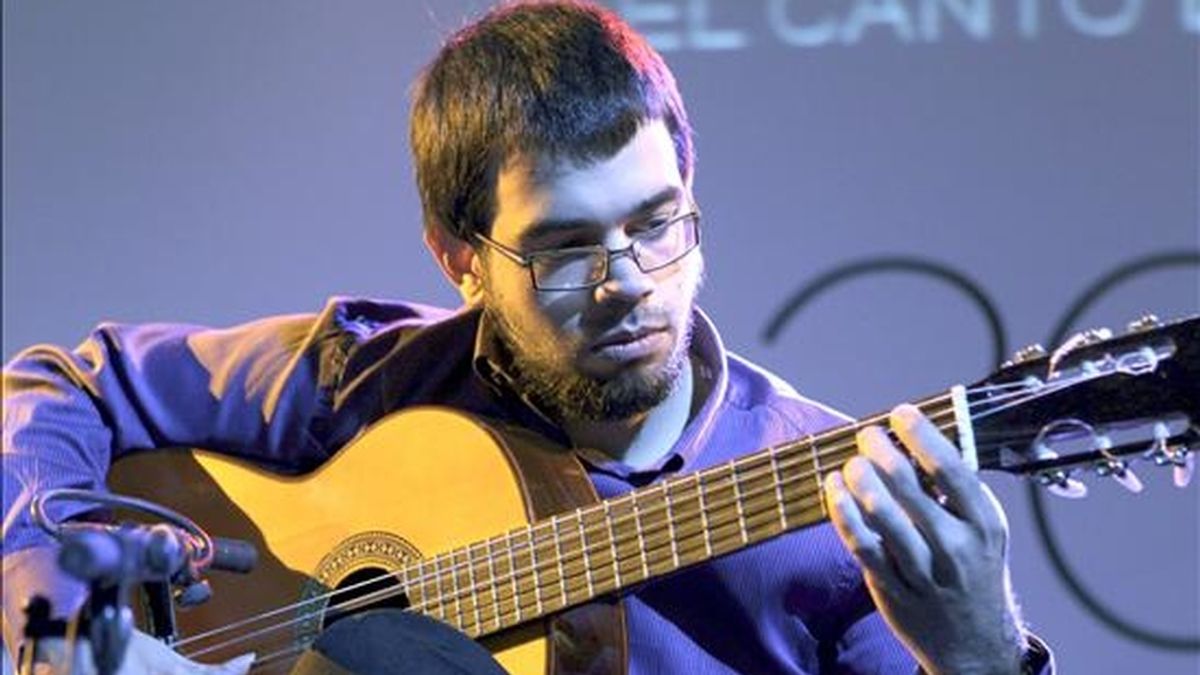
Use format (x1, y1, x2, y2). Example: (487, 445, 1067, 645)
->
(470, 206, 702, 291)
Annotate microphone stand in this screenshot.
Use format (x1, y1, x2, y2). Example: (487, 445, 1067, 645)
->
(23, 489, 258, 675)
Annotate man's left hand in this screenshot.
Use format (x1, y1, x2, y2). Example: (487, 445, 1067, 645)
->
(824, 403, 1027, 675)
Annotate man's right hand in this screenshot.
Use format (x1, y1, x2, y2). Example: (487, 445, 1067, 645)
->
(27, 630, 253, 675)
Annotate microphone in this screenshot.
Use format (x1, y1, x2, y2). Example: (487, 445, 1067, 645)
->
(56, 522, 257, 586)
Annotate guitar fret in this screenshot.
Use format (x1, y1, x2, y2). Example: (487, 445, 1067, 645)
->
(662, 482, 680, 569)
(446, 551, 463, 629)
(730, 460, 749, 544)
(577, 508, 595, 597)
(420, 558, 436, 619)
(695, 473, 713, 558)
(551, 515, 568, 607)
(631, 494, 650, 579)
(768, 444, 788, 530)
(809, 435, 827, 517)
(431, 556, 446, 621)
(604, 501, 622, 588)
(486, 536, 502, 632)
(506, 530, 521, 623)
(528, 525, 544, 615)
(465, 544, 482, 634)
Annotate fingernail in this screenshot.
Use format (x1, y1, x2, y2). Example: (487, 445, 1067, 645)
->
(893, 403, 922, 425)
(226, 653, 255, 672)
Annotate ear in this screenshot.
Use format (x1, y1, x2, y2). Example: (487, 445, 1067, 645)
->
(423, 224, 484, 306)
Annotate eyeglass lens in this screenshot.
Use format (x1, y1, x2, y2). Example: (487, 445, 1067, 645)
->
(531, 214, 698, 290)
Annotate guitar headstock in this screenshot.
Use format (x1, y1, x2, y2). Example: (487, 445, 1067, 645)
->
(969, 314, 1199, 497)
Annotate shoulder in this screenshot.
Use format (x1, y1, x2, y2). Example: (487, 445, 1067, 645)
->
(318, 296, 457, 338)
(724, 350, 850, 437)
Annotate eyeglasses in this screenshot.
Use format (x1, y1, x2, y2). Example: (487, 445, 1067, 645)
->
(473, 208, 701, 291)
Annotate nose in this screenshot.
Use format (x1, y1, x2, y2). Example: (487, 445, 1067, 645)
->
(595, 249, 653, 302)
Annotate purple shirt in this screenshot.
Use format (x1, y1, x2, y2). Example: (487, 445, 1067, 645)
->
(2, 297, 1049, 673)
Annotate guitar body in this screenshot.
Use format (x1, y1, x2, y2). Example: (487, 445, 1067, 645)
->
(109, 408, 626, 674)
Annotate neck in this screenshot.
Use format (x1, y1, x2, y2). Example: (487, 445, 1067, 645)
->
(563, 358, 695, 468)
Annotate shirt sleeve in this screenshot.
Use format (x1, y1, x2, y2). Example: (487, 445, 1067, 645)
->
(1, 306, 347, 654)
(831, 600, 1056, 674)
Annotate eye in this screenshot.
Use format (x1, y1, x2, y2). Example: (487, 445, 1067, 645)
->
(631, 215, 673, 236)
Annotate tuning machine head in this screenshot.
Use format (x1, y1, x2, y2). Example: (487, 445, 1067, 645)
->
(1146, 422, 1193, 488)
(1037, 470, 1088, 499)
(1002, 343, 1047, 369)
(1126, 314, 1162, 334)
(1088, 434, 1144, 493)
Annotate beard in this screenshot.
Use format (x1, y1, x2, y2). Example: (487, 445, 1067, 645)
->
(485, 302, 695, 423)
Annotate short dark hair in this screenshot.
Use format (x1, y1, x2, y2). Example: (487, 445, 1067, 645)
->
(410, 0, 694, 240)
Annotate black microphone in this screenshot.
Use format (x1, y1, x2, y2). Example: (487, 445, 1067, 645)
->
(208, 535, 258, 574)
(56, 522, 257, 586)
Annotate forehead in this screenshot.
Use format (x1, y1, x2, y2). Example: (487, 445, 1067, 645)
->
(492, 120, 685, 242)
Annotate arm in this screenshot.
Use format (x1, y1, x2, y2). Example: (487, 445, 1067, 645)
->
(2, 310, 341, 656)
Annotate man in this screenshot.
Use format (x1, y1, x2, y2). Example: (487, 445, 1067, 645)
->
(3, 2, 1050, 673)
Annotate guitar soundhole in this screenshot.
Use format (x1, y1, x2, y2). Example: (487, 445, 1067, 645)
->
(322, 567, 410, 629)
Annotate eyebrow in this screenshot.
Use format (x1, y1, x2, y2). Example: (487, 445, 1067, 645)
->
(518, 185, 684, 247)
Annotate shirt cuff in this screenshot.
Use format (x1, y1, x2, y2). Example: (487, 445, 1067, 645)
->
(912, 633, 1054, 675)
(1022, 633, 1055, 675)
(2, 547, 88, 661)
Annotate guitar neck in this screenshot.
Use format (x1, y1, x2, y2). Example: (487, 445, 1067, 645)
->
(399, 391, 964, 639)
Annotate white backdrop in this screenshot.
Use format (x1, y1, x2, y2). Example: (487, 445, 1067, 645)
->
(4, 1, 1198, 672)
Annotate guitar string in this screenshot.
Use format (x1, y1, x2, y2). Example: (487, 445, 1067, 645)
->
(181, 455, 831, 659)
(208, 390, 1118, 659)
(177, 404, 962, 659)
(241, 488, 834, 672)
(972, 376, 1104, 421)
(178, 401, 962, 655)
(173, 399, 952, 654)
(287, 482, 829, 638)
(337, 475, 826, 637)
(207, 480, 833, 663)
(241, 346, 1195, 672)
(242, 486, 834, 672)
(182, 382, 1061, 653)
(211, 405, 1069, 665)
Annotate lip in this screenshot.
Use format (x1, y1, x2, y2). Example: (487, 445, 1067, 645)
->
(589, 327, 670, 361)
(591, 327, 667, 350)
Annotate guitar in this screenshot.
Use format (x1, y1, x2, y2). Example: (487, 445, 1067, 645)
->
(107, 314, 1199, 673)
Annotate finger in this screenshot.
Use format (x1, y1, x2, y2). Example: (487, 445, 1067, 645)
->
(823, 470, 894, 584)
(890, 404, 998, 531)
(857, 423, 957, 537)
(841, 453, 935, 591)
(978, 481, 1012, 554)
(209, 653, 256, 675)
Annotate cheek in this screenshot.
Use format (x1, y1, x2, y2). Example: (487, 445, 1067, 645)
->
(498, 282, 586, 343)
(667, 256, 703, 309)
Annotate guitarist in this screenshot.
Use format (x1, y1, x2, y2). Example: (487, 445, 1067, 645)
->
(3, 2, 1052, 673)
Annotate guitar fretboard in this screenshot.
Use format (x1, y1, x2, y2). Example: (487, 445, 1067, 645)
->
(393, 392, 961, 638)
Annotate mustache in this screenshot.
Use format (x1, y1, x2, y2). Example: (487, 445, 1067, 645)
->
(581, 306, 674, 335)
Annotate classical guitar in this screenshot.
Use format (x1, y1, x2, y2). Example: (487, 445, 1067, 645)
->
(105, 314, 1199, 673)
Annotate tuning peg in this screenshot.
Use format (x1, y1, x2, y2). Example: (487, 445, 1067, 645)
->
(1095, 435, 1143, 493)
(1080, 328, 1114, 344)
(1173, 452, 1194, 488)
(1037, 470, 1088, 498)
(1011, 344, 1047, 364)
(1096, 460, 1144, 493)
(1126, 314, 1161, 333)
(1047, 329, 1112, 375)
(1146, 422, 1193, 488)
(1031, 443, 1088, 498)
